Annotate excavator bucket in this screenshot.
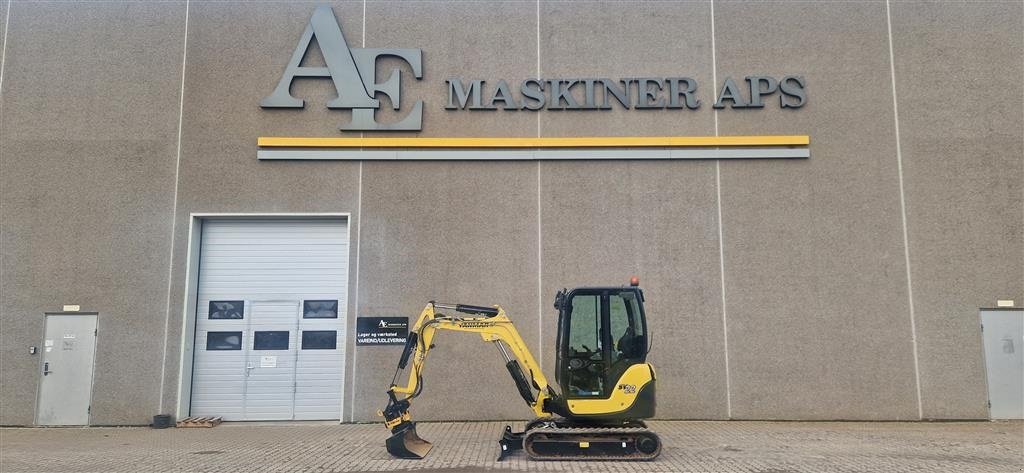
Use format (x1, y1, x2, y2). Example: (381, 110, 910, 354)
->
(385, 422, 433, 459)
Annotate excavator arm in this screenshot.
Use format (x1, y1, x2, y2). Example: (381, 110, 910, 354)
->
(379, 301, 554, 458)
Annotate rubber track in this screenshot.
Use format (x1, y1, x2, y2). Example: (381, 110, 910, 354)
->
(522, 426, 662, 461)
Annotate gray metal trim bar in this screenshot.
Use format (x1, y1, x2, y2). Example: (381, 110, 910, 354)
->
(257, 148, 809, 161)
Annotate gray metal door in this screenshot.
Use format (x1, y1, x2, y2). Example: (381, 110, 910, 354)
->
(980, 309, 1023, 419)
(36, 314, 98, 425)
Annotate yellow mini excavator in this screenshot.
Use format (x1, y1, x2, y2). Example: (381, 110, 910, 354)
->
(379, 278, 661, 461)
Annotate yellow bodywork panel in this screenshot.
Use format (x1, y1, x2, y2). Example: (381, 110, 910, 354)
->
(566, 364, 654, 415)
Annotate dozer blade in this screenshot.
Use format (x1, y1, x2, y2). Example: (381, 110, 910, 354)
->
(385, 422, 433, 459)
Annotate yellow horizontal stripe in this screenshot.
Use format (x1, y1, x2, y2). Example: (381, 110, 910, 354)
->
(257, 135, 809, 148)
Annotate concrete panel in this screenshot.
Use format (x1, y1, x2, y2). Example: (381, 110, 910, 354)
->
(714, 2, 920, 419)
(540, 160, 727, 419)
(0, 1, 186, 424)
(364, 1, 538, 137)
(157, 1, 364, 418)
(537, 1, 726, 419)
(890, 2, 1024, 419)
(353, 161, 539, 421)
(179, 1, 364, 159)
(540, 1, 716, 137)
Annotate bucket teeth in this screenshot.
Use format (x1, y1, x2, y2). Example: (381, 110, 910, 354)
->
(385, 422, 433, 459)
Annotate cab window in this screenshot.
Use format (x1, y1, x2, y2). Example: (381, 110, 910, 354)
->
(609, 290, 645, 365)
(566, 294, 604, 397)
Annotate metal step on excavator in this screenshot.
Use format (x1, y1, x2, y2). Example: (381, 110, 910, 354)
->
(378, 277, 661, 461)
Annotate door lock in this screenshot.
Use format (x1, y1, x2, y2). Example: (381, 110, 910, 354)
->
(43, 362, 53, 376)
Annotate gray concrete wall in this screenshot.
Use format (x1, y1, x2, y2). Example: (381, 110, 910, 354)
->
(714, 1, 920, 420)
(2, 1, 1021, 425)
(538, 1, 728, 420)
(1, 1, 187, 425)
(154, 2, 365, 424)
(891, 2, 1024, 419)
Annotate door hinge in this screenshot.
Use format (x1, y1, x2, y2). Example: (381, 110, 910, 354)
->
(980, 324, 984, 332)
(987, 400, 991, 409)
(87, 406, 91, 414)
(94, 329, 98, 336)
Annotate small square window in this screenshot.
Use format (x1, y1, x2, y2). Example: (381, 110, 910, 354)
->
(302, 331, 337, 350)
(303, 300, 338, 319)
(209, 301, 244, 319)
(206, 332, 242, 351)
(253, 331, 289, 350)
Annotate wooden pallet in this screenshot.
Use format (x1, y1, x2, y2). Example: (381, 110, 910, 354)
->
(175, 416, 222, 428)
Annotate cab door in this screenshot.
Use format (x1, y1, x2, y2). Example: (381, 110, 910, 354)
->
(556, 288, 648, 400)
(560, 291, 606, 397)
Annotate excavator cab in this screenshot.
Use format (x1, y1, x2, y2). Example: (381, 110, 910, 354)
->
(552, 279, 655, 421)
(555, 285, 648, 399)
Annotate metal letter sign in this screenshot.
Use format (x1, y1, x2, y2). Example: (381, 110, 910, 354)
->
(260, 6, 423, 131)
(261, 7, 806, 134)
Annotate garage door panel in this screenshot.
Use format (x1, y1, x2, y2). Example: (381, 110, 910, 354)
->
(201, 295, 345, 304)
(295, 367, 343, 375)
(201, 251, 349, 259)
(203, 249, 348, 256)
(294, 359, 341, 368)
(208, 283, 348, 289)
(295, 377, 342, 387)
(295, 404, 341, 414)
(191, 218, 348, 421)
(199, 271, 349, 280)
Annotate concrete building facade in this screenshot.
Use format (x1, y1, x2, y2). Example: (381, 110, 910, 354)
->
(1, 1, 1021, 425)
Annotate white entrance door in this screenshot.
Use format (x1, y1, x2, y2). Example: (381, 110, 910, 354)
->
(980, 309, 1023, 419)
(36, 314, 98, 425)
(191, 218, 349, 421)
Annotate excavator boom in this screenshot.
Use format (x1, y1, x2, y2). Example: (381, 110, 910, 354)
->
(380, 302, 551, 458)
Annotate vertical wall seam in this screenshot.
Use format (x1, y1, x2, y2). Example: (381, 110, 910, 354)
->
(710, 0, 732, 420)
(158, 0, 190, 413)
(885, 0, 924, 420)
(536, 163, 543, 365)
(349, 162, 363, 422)
(535, 0, 543, 369)
(0, 0, 11, 101)
(0, 4, 11, 417)
(349, 0, 366, 422)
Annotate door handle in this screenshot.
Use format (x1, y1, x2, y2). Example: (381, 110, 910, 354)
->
(245, 363, 254, 377)
(43, 362, 53, 376)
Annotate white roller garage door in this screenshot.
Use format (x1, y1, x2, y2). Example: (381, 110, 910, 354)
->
(191, 218, 348, 421)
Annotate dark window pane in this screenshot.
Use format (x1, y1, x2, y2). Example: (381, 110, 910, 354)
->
(302, 331, 337, 350)
(209, 301, 244, 319)
(207, 331, 242, 350)
(253, 331, 289, 350)
(303, 300, 338, 319)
